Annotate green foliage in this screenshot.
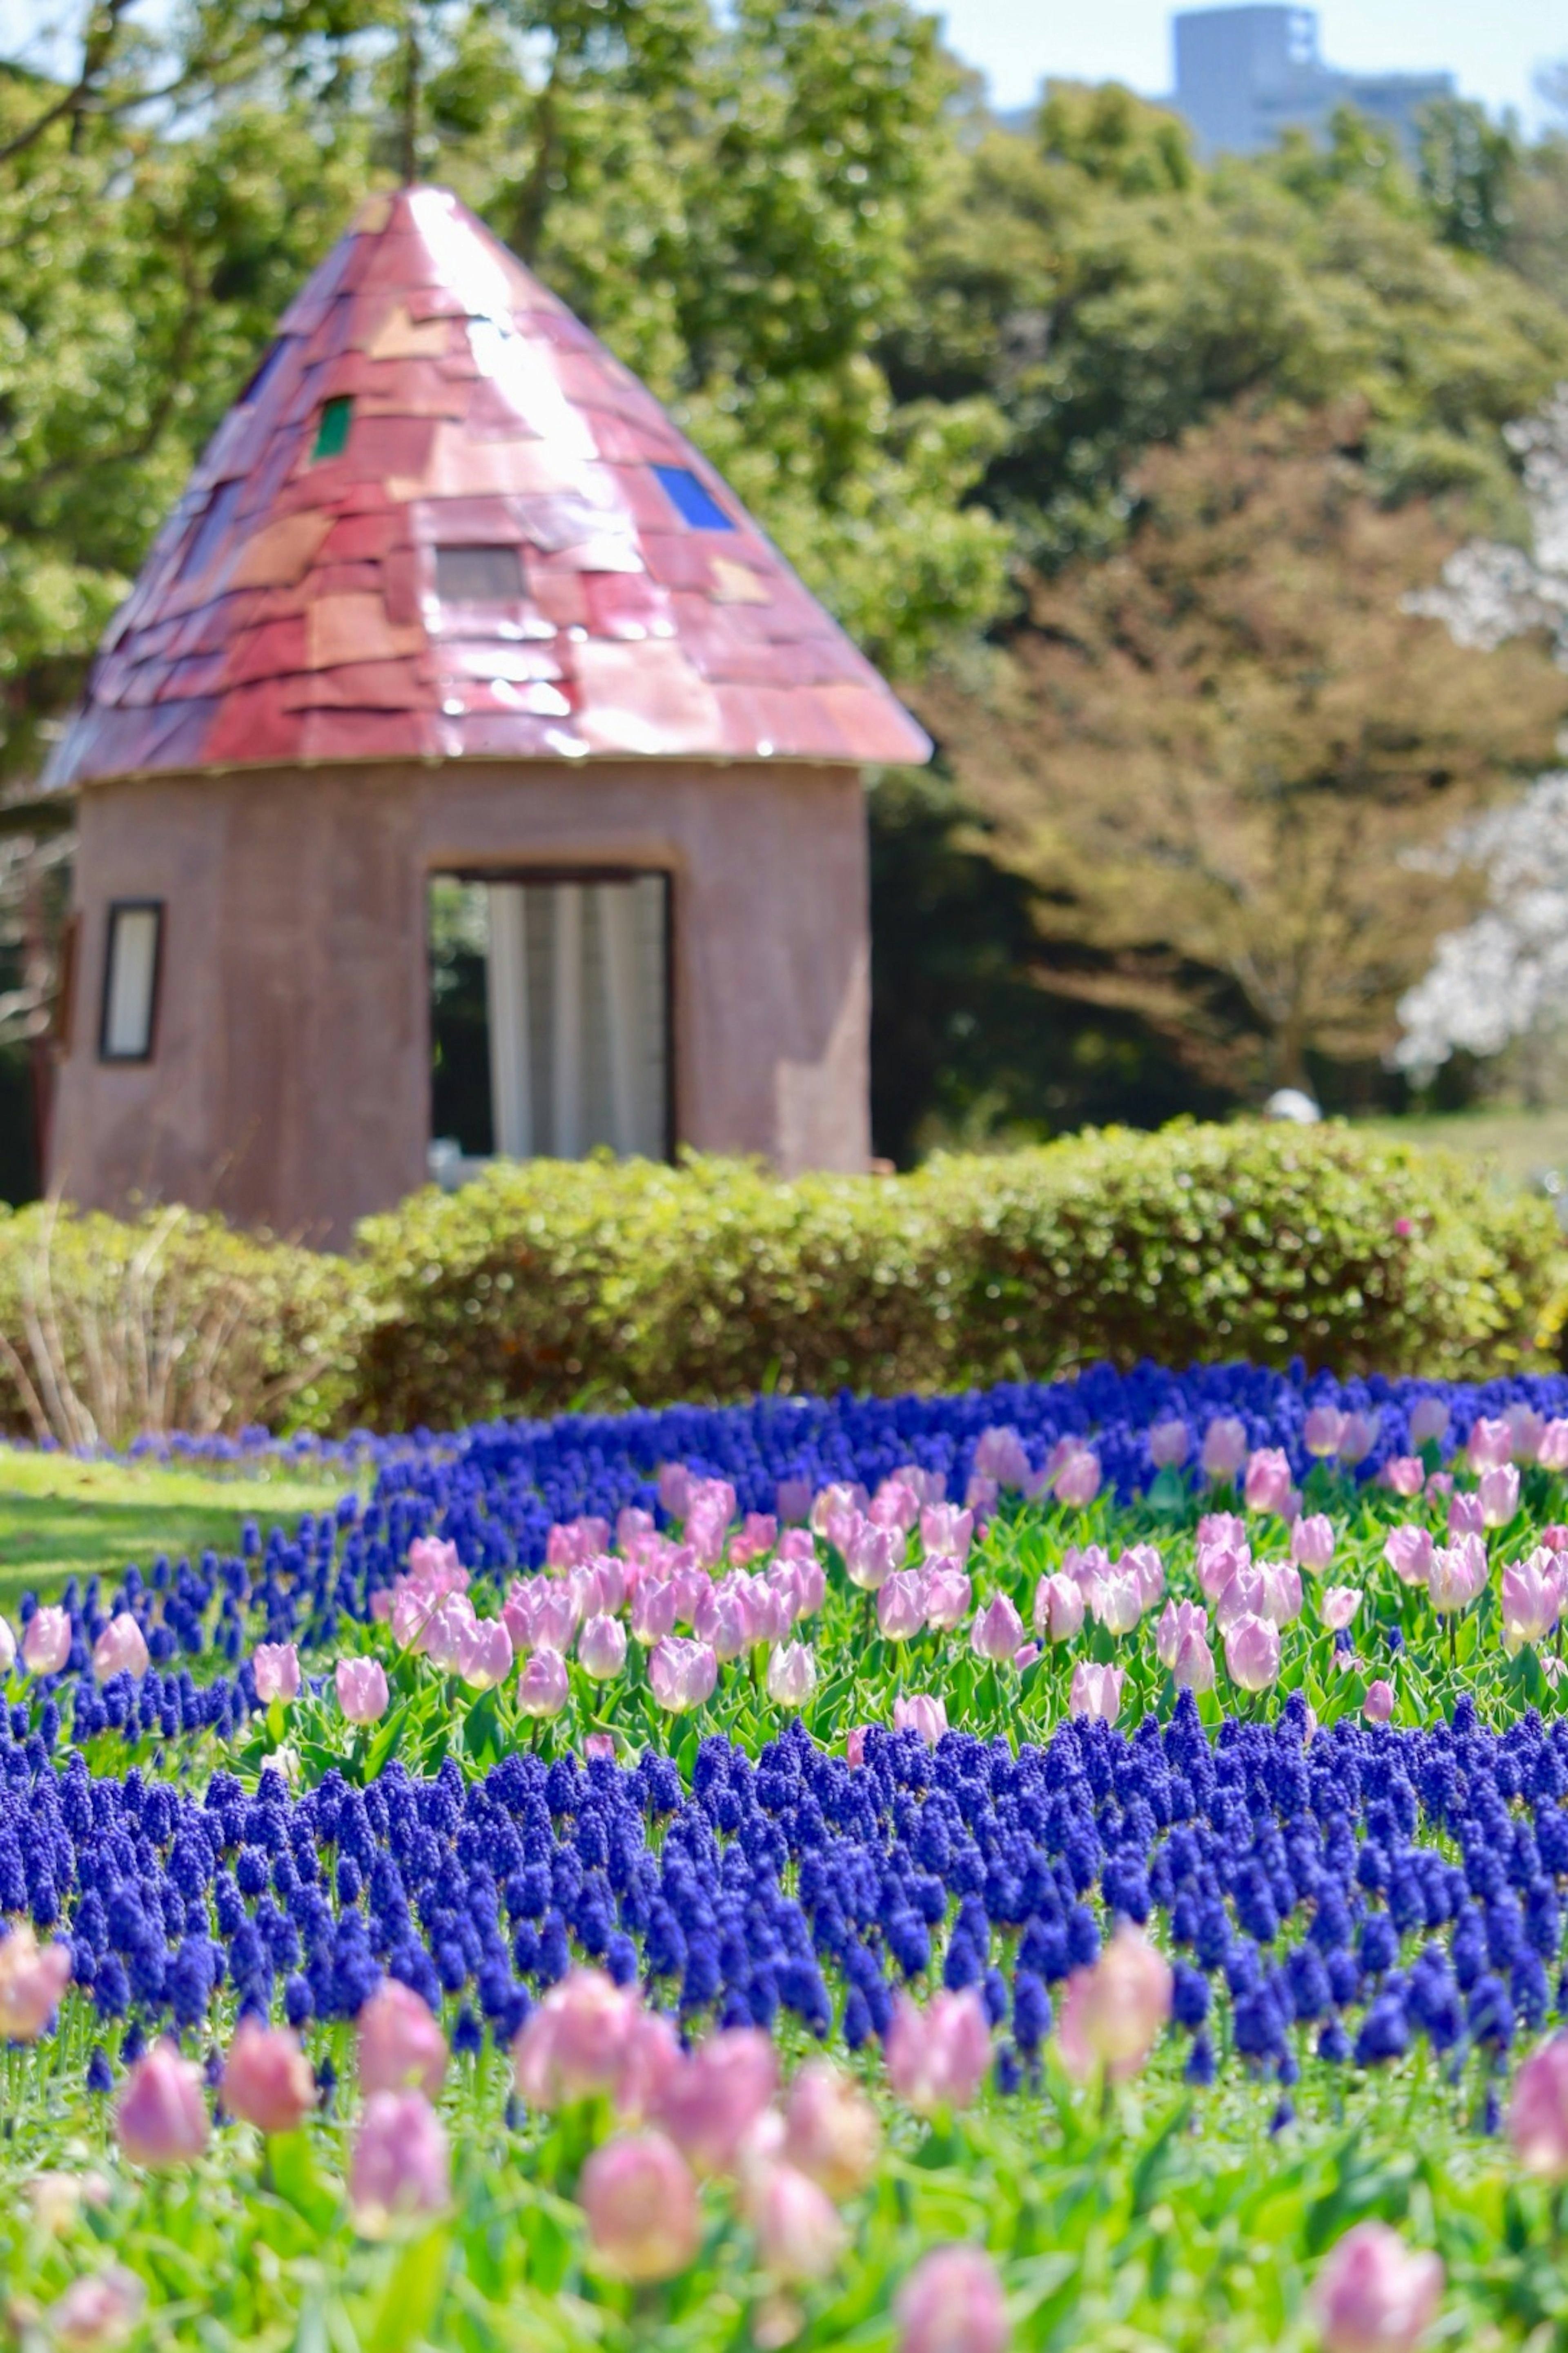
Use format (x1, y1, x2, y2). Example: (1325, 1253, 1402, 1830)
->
(351, 1124, 1559, 1427)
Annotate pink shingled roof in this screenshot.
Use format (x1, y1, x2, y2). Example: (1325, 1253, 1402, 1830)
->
(50, 185, 931, 787)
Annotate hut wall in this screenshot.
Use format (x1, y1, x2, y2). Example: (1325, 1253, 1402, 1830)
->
(49, 758, 870, 1244)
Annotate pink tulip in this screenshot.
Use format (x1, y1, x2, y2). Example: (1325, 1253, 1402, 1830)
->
(648, 1635, 717, 1713)
(745, 2159, 846, 2284)
(252, 1641, 301, 1703)
(1070, 1661, 1125, 1723)
(1173, 1626, 1216, 1691)
(1244, 1447, 1294, 1516)
(358, 1979, 447, 2099)
(1509, 1402, 1547, 1461)
(811, 1481, 866, 1536)
(1338, 1411, 1378, 1466)
(618, 1503, 657, 1549)
(580, 2131, 701, 2282)
(845, 1520, 904, 1593)
(920, 1502, 974, 1561)
(1156, 1599, 1208, 1670)
(578, 1614, 628, 1681)
(729, 1512, 778, 1565)
(1200, 1417, 1250, 1481)
(894, 2244, 1009, 2353)
(1057, 1924, 1172, 2081)
(1467, 1415, 1513, 1472)
(336, 1657, 389, 1725)
(22, 1605, 71, 1676)
(1428, 1533, 1488, 1616)
(408, 1534, 465, 1588)
(47, 2266, 145, 2352)
(971, 1594, 1025, 1663)
(655, 2028, 777, 2175)
(116, 2040, 208, 2167)
(974, 1426, 1030, 1485)
(1054, 1449, 1102, 1509)
(1320, 1585, 1362, 1632)
(1121, 1542, 1165, 1607)
(1448, 1490, 1486, 1538)
(1385, 1525, 1434, 1587)
(871, 1479, 921, 1537)
(630, 1576, 680, 1645)
(1303, 1404, 1348, 1458)
(1147, 1417, 1191, 1468)
(456, 1613, 513, 1691)
(1538, 1420, 1568, 1474)
(91, 1615, 149, 1683)
(515, 1968, 638, 2108)
(846, 1725, 869, 1766)
(894, 1692, 949, 1744)
(1363, 1679, 1395, 1724)
(783, 2060, 880, 2197)
(1033, 1573, 1085, 1642)
(1311, 2222, 1443, 2353)
(1198, 1509, 1248, 1549)
(1197, 1536, 1251, 1604)
(0, 1615, 13, 1675)
(1479, 1463, 1521, 1528)
(614, 2006, 683, 2125)
(1503, 1551, 1565, 1653)
(878, 1569, 928, 1642)
(1257, 1558, 1303, 1623)
(1290, 1513, 1335, 1571)
(766, 1641, 818, 1704)
(392, 1583, 441, 1653)
(221, 2019, 316, 2134)
(1215, 1563, 1268, 1632)
(1381, 1456, 1425, 1499)
(1084, 1569, 1137, 1636)
(0, 1923, 72, 2039)
(885, 1989, 991, 2116)
(1509, 2037, 1568, 2177)
(1408, 1397, 1450, 1448)
(423, 1592, 479, 1673)
(517, 1648, 570, 1718)
(1224, 1613, 1280, 1692)
(350, 2090, 450, 2232)
(923, 1563, 973, 1630)
(775, 1477, 813, 1525)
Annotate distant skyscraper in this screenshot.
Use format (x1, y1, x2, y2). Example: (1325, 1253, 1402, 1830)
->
(1172, 7, 1455, 160)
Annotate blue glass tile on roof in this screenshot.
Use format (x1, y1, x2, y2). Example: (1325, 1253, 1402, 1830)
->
(653, 465, 735, 530)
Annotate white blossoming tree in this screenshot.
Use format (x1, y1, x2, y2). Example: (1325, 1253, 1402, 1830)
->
(1396, 387, 1568, 1084)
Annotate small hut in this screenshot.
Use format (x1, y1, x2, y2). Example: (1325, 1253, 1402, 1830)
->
(45, 186, 928, 1243)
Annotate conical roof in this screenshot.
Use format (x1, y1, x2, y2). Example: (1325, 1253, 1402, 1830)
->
(51, 186, 930, 788)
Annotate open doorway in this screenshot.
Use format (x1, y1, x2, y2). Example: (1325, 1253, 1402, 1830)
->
(429, 872, 671, 1174)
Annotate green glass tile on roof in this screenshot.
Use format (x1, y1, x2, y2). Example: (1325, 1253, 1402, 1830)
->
(312, 396, 353, 461)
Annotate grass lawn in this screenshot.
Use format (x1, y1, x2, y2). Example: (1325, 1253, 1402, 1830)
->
(0, 1446, 357, 1609)
(1353, 1102, 1568, 1190)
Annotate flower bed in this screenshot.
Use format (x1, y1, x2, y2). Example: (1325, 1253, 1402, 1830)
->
(10, 1366, 1568, 2348)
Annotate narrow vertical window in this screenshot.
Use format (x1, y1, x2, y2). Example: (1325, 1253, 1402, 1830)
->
(99, 902, 163, 1063)
(312, 396, 354, 461)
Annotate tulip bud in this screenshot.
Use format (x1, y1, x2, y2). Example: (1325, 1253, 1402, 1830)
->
(252, 1641, 301, 1703)
(970, 1595, 1025, 1663)
(221, 2019, 316, 2134)
(48, 2266, 146, 2352)
(1147, 1418, 1190, 1468)
(0, 1922, 72, 2040)
(1363, 1679, 1395, 1725)
(350, 2090, 450, 2233)
(1478, 1464, 1521, 1529)
(1057, 1925, 1172, 2082)
(884, 1990, 990, 2117)
(1509, 2037, 1568, 2177)
(580, 2130, 701, 2282)
(654, 2028, 777, 2175)
(517, 1647, 570, 1718)
(1054, 1449, 1101, 1509)
(1223, 1612, 1281, 1693)
(1244, 1448, 1294, 1516)
(1200, 1416, 1249, 1482)
(22, 1604, 71, 1676)
(577, 1613, 628, 1681)
(1172, 1626, 1216, 1691)
(335, 1656, 389, 1725)
(1408, 1397, 1450, 1448)
(894, 2244, 1009, 2353)
(91, 1615, 149, 1683)
(766, 1641, 818, 1705)
(1311, 2222, 1443, 2353)
(1303, 1405, 1348, 1458)
(782, 2060, 880, 2197)
(357, 1979, 447, 2100)
(117, 2040, 208, 2167)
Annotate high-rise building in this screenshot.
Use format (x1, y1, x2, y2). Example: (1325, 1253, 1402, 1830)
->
(1172, 7, 1454, 160)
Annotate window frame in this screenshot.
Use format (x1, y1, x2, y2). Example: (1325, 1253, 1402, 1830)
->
(98, 899, 165, 1066)
(426, 864, 676, 1164)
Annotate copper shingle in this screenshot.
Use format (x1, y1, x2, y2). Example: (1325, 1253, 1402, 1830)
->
(50, 185, 930, 786)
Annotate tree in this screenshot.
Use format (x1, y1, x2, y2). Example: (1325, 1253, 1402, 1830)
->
(913, 402, 1568, 1096)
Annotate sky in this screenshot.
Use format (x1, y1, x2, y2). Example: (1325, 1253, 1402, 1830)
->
(924, 0, 1566, 133)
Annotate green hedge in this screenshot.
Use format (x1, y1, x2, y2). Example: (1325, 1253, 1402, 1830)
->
(350, 1124, 1560, 1427)
(0, 1124, 1558, 1441)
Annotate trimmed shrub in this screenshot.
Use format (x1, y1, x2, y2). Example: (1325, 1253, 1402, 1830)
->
(0, 1201, 361, 1447)
(2, 1124, 1557, 1438)
(351, 1124, 1561, 1427)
